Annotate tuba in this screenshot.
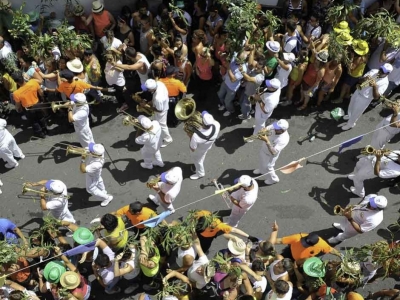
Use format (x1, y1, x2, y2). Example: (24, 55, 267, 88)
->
(333, 205, 354, 215)
(132, 91, 154, 116)
(146, 175, 161, 188)
(175, 98, 204, 135)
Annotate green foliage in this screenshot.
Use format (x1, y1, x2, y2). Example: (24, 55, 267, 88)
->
(157, 276, 188, 299)
(328, 31, 350, 67)
(9, 3, 35, 39)
(0, 240, 20, 264)
(169, 3, 189, 26)
(325, 2, 359, 25)
(1, 53, 19, 73)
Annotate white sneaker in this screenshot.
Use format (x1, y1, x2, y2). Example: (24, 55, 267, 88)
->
(124, 284, 139, 294)
(347, 174, 355, 180)
(190, 174, 204, 180)
(223, 111, 231, 117)
(332, 223, 342, 230)
(280, 100, 292, 107)
(140, 162, 153, 169)
(153, 162, 165, 167)
(328, 237, 340, 244)
(19, 154, 25, 159)
(0, 189, 2, 194)
(341, 124, 355, 131)
(218, 105, 225, 111)
(0, 180, 3, 186)
(5, 162, 18, 169)
(253, 169, 261, 175)
(100, 195, 113, 207)
(238, 114, 251, 120)
(161, 139, 173, 148)
(148, 195, 157, 205)
(343, 115, 350, 120)
(264, 179, 278, 185)
(350, 186, 364, 198)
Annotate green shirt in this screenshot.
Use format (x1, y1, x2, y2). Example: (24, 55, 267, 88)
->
(264, 56, 278, 79)
(140, 247, 160, 277)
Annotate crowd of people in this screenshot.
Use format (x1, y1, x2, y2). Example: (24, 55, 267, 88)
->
(0, 0, 400, 299)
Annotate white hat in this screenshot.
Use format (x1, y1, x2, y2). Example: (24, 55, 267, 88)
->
(70, 93, 87, 104)
(265, 78, 281, 89)
(273, 119, 289, 131)
(283, 52, 296, 62)
(381, 63, 393, 74)
(88, 143, 105, 156)
(0, 118, 7, 129)
(227, 238, 246, 256)
(316, 51, 329, 63)
(201, 111, 214, 126)
(45, 180, 64, 194)
(238, 175, 252, 188)
(143, 79, 157, 91)
(369, 195, 387, 209)
(266, 41, 280, 53)
(161, 170, 179, 185)
(92, 0, 104, 13)
(66, 58, 83, 73)
(139, 116, 152, 129)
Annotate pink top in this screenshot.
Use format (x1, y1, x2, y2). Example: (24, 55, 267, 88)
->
(196, 53, 213, 80)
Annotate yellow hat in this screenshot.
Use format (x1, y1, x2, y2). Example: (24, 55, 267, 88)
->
(334, 21, 350, 33)
(336, 32, 353, 46)
(352, 39, 369, 56)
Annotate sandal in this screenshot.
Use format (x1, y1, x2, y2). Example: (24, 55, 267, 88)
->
(297, 105, 307, 111)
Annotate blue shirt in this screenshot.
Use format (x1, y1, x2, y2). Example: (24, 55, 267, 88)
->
(224, 59, 246, 92)
(0, 218, 18, 244)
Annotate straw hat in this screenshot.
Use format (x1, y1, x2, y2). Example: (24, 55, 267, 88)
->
(352, 39, 369, 56)
(336, 32, 353, 46)
(73, 5, 85, 16)
(60, 271, 81, 290)
(316, 51, 329, 63)
(227, 238, 246, 256)
(92, 1, 104, 13)
(66, 58, 83, 73)
(333, 21, 350, 33)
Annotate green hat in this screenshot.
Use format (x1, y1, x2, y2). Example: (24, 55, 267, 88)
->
(27, 11, 39, 23)
(43, 261, 66, 283)
(303, 257, 326, 278)
(73, 227, 94, 245)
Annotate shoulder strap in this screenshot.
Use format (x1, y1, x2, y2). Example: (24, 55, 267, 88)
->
(194, 125, 216, 141)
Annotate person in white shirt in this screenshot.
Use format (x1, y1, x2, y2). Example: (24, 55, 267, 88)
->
(252, 79, 281, 136)
(100, 30, 122, 51)
(80, 143, 113, 207)
(0, 118, 24, 169)
(104, 49, 127, 113)
(142, 79, 173, 148)
(189, 111, 220, 180)
(384, 51, 400, 97)
(341, 64, 392, 131)
(228, 175, 259, 227)
(328, 194, 386, 244)
(113, 47, 150, 86)
(135, 115, 164, 169)
(148, 167, 183, 213)
(370, 105, 400, 149)
(0, 36, 12, 60)
(266, 279, 293, 300)
(275, 53, 295, 89)
(254, 120, 290, 185)
(114, 245, 140, 295)
(68, 93, 94, 148)
(300, 15, 321, 48)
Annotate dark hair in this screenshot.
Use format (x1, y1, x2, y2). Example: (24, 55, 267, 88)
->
(196, 0, 207, 11)
(58, 243, 72, 252)
(286, 20, 297, 32)
(129, 201, 143, 213)
(115, 248, 134, 261)
(120, 5, 132, 19)
(0, 232, 4, 240)
(140, 14, 150, 23)
(251, 259, 265, 272)
(174, 49, 183, 58)
(125, 47, 137, 59)
(257, 57, 267, 67)
(20, 54, 34, 64)
(157, 4, 168, 16)
(282, 258, 294, 272)
(148, 247, 156, 258)
(94, 253, 110, 267)
(9, 291, 25, 300)
(275, 280, 290, 294)
(151, 43, 163, 56)
(118, 15, 130, 24)
(209, 5, 218, 12)
(310, 13, 320, 22)
(11, 71, 24, 84)
(174, 36, 183, 44)
(217, 26, 228, 36)
(260, 241, 276, 256)
(137, 0, 149, 10)
(84, 49, 93, 56)
(290, 11, 302, 20)
(100, 213, 118, 232)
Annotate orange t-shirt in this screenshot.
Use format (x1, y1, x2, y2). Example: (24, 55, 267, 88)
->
(159, 77, 187, 97)
(57, 80, 92, 98)
(9, 257, 30, 283)
(195, 210, 232, 238)
(281, 233, 332, 261)
(13, 79, 40, 108)
(92, 10, 110, 38)
(115, 206, 156, 229)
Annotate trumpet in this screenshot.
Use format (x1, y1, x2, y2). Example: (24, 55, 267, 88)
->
(146, 175, 161, 189)
(243, 129, 272, 142)
(65, 145, 102, 158)
(120, 112, 154, 135)
(360, 145, 392, 156)
(333, 205, 354, 215)
(132, 91, 154, 116)
(379, 96, 400, 109)
(212, 179, 231, 208)
(22, 183, 70, 199)
(357, 74, 378, 90)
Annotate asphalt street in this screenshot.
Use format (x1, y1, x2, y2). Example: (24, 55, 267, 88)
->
(1, 78, 400, 299)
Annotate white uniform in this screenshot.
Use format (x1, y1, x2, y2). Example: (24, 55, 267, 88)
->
(72, 104, 94, 148)
(253, 89, 281, 135)
(370, 114, 400, 149)
(0, 127, 24, 167)
(135, 120, 163, 168)
(258, 125, 290, 184)
(152, 81, 172, 142)
(85, 154, 108, 202)
(151, 167, 183, 212)
(190, 120, 220, 177)
(345, 69, 389, 128)
(45, 181, 75, 223)
(228, 178, 259, 227)
(335, 195, 383, 242)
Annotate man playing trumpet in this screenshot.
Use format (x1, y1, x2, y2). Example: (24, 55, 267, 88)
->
(370, 103, 400, 149)
(80, 143, 113, 207)
(134, 115, 164, 169)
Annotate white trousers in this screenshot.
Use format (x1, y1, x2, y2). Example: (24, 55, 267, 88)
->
(155, 111, 172, 142)
(228, 205, 252, 227)
(151, 193, 175, 212)
(334, 217, 360, 241)
(0, 136, 23, 166)
(253, 105, 273, 135)
(86, 175, 108, 201)
(141, 147, 163, 167)
(259, 147, 280, 183)
(191, 143, 213, 176)
(352, 157, 375, 195)
(346, 93, 372, 127)
(76, 126, 95, 148)
(370, 126, 394, 149)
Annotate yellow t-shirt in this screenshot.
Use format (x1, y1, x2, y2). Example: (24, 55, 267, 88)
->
(104, 217, 128, 250)
(3, 73, 17, 92)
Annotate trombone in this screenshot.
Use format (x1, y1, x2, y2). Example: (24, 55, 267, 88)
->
(25, 101, 92, 112)
(120, 111, 155, 135)
(243, 129, 272, 142)
(132, 91, 154, 116)
(21, 183, 70, 199)
(212, 179, 231, 208)
(146, 175, 161, 189)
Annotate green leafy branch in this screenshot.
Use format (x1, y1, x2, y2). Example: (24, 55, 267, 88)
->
(325, 2, 359, 25)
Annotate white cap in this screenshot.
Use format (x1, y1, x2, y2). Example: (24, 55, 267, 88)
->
(144, 79, 157, 91)
(0, 118, 7, 129)
(161, 169, 180, 185)
(238, 175, 252, 187)
(70, 93, 87, 104)
(265, 78, 281, 89)
(369, 195, 387, 209)
(273, 119, 289, 131)
(201, 111, 214, 126)
(88, 143, 105, 156)
(283, 52, 296, 62)
(45, 180, 64, 194)
(139, 116, 152, 129)
(381, 63, 393, 74)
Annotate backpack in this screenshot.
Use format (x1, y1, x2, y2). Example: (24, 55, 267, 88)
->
(286, 31, 302, 55)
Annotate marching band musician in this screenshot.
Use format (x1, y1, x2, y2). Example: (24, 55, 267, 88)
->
(148, 167, 183, 214)
(251, 78, 281, 137)
(0, 118, 25, 169)
(68, 93, 95, 148)
(189, 111, 220, 180)
(228, 175, 258, 227)
(348, 150, 400, 197)
(341, 63, 392, 131)
(254, 119, 290, 185)
(80, 143, 114, 207)
(141, 79, 173, 148)
(135, 115, 164, 169)
(370, 104, 400, 149)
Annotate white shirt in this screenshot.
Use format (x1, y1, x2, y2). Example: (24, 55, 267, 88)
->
(0, 41, 12, 60)
(190, 120, 220, 150)
(266, 282, 293, 300)
(261, 125, 290, 156)
(0, 128, 12, 147)
(97, 246, 115, 285)
(376, 152, 400, 178)
(230, 179, 258, 210)
(105, 60, 125, 87)
(136, 54, 150, 85)
(100, 36, 122, 50)
(72, 104, 90, 131)
(85, 155, 105, 178)
(379, 114, 400, 135)
(46, 181, 75, 222)
(358, 69, 389, 100)
(177, 246, 197, 268)
(187, 254, 209, 289)
(120, 248, 140, 280)
(304, 23, 321, 45)
(157, 167, 183, 203)
(283, 33, 298, 53)
(152, 81, 169, 112)
(259, 89, 281, 113)
(350, 195, 383, 232)
(275, 63, 292, 88)
(135, 120, 162, 151)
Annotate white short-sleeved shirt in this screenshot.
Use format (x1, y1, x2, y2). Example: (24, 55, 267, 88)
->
(259, 89, 281, 114)
(187, 254, 209, 289)
(135, 121, 162, 151)
(379, 115, 400, 135)
(85, 156, 105, 178)
(152, 81, 169, 112)
(98, 246, 116, 285)
(283, 33, 298, 53)
(358, 69, 389, 99)
(261, 125, 290, 156)
(275, 63, 293, 88)
(157, 167, 183, 203)
(351, 195, 384, 232)
(0, 41, 12, 60)
(251, 275, 268, 292)
(376, 152, 400, 178)
(72, 105, 90, 131)
(230, 179, 259, 210)
(190, 120, 220, 150)
(105, 60, 125, 87)
(46, 182, 75, 222)
(304, 23, 321, 44)
(121, 248, 140, 280)
(244, 70, 265, 96)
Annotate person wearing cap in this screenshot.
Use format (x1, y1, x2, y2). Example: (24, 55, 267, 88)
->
(135, 114, 164, 169)
(341, 63, 392, 131)
(80, 142, 113, 207)
(0, 118, 24, 169)
(275, 52, 295, 89)
(189, 111, 220, 180)
(328, 194, 387, 244)
(370, 104, 400, 150)
(251, 78, 282, 136)
(264, 41, 280, 80)
(80, 1, 116, 40)
(254, 119, 290, 185)
(67, 93, 94, 148)
(227, 175, 259, 227)
(148, 167, 183, 213)
(142, 78, 173, 148)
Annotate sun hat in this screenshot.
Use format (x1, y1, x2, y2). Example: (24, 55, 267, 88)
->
(59, 69, 74, 80)
(333, 21, 350, 33)
(266, 41, 280, 53)
(70, 93, 87, 104)
(142, 79, 157, 91)
(60, 271, 81, 290)
(0, 118, 6, 129)
(139, 116, 152, 129)
(283, 52, 296, 62)
(88, 143, 105, 156)
(43, 261, 66, 283)
(303, 257, 325, 278)
(369, 195, 387, 209)
(27, 11, 39, 23)
(161, 170, 179, 185)
(203, 262, 216, 282)
(67, 58, 83, 73)
(92, 1, 104, 13)
(265, 78, 281, 89)
(352, 39, 369, 56)
(380, 63, 393, 74)
(316, 51, 329, 63)
(228, 238, 246, 256)
(273, 119, 289, 131)
(73, 227, 94, 245)
(73, 4, 85, 16)
(300, 233, 320, 248)
(201, 111, 214, 126)
(45, 180, 64, 194)
(336, 32, 353, 46)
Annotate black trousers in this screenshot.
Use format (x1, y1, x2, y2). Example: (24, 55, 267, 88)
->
(112, 84, 127, 106)
(25, 105, 47, 135)
(167, 96, 180, 128)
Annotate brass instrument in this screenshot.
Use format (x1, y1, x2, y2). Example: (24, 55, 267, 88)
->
(360, 145, 392, 156)
(120, 111, 154, 135)
(333, 205, 354, 216)
(65, 145, 102, 158)
(212, 179, 231, 208)
(379, 96, 400, 109)
(175, 98, 204, 135)
(26, 101, 93, 112)
(146, 175, 161, 189)
(243, 129, 272, 142)
(357, 74, 378, 90)
(22, 183, 70, 199)
(132, 91, 154, 116)
(249, 87, 269, 105)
